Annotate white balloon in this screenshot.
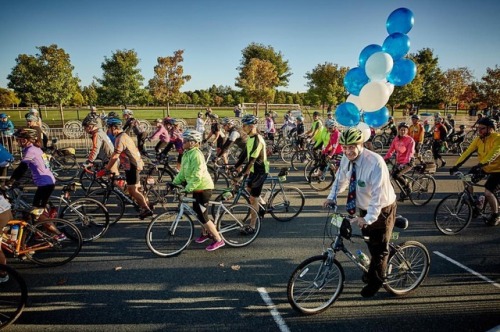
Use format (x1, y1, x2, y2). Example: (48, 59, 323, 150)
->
(346, 94, 362, 110)
(359, 81, 391, 112)
(365, 52, 394, 81)
(386, 82, 395, 95)
(356, 121, 372, 142)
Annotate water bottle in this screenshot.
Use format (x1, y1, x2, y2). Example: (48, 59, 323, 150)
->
(10, 225, 19, 242)
(222, 191, 233, 201)
(356, 249, 370, 268)
(477, 195, 485, 209)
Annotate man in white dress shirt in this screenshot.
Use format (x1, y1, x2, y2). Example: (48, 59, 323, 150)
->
(323, 127, 397, 298)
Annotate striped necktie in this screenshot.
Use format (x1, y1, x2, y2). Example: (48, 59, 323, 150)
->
(346, 163, 356, 215)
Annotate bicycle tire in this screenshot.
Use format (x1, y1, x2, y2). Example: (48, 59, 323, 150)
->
(308, 165, 335, 192)
(287, 255, 344, 315)
(145, 210, 194, 257)
(59, 197, 110, 242)
(372, 134, 386, 147)
(210, 191, 250, 219)
(50, 154, 79, 183)
(303, 159, 315, 182)
(269, 186, 305, 222)
(372, 140, 384, 154)
(290, 150, 312, 171)
(217, 203, 260, 247)
(280, 143, 294, 163)
(25, 218, 83, 267)
(207, 165, 230, 188)
(0, 264, 27, 330)
(433, 193, 472, 235)
(383, 241, 430, 295)
(86, 188, 125, 224)
(409, 174, 436, 206)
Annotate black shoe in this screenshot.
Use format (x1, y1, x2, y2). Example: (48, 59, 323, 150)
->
(441, 160, 446, 168)
(240, 226, 256, 235)
(361, 282, 382, 298)
(486, 213, 500, 226)
(258, 207, 266, 218)
(139, 209, 154, 220)
(361, 272, 369, 284)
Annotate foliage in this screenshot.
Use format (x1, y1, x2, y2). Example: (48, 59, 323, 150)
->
(305, 62, 348, 109)
(82, 82, 98, 106)
(478, 65, 500, 107)
(412, 48, 445, 107)
(96, 49, 144, 106)
(388, 59, 424, 111)
(441, 67, 474, 107)
(0, 88, 21, 107)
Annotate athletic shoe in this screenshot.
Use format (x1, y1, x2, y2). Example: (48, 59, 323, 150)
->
(240, 226, 255, 235)
(0, 274, 9, 283)
(139, 209, 154, 220)
(206, 240, 225, 252)
(486, 213, 500, 226)
(54, 233, 67, 242)
(195, 234, 211, 244)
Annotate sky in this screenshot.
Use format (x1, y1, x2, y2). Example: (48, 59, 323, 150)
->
(0, 0, 499, 93)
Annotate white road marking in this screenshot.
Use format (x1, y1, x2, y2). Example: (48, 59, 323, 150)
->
(257, 287, 291, 332)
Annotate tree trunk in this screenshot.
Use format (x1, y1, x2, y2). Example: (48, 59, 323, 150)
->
(167, 102, 170, 117)
(59, 103, 65, 123)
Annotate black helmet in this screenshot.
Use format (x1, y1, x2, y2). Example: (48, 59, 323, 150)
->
(411, 114, 420, 120)
(82, 116, 98, 127)
(459, 124, 466, 130)
(477, 117, 496, 128)
(313, 111, 320, 117)
(398, 122, 409, 129)
(13, 128, 38, 141)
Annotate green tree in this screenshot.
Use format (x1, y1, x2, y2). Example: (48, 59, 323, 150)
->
(478, 65, 500, 107)
(148, 50, 191, 115)
(237, 43, 291, 88)
(8, 44, 80, 115)
(388, 73, 424, 114)
(97, 49, 144, 106)
(0, 88, 21, 107)
(199, 91, 212, 106)
(305, 62, 348, 110)
(191, 92, 200, 106)
(236, 58, 279, 116)
(412, 48, 444, 107)
(441, 67, 474, 110)
(82, 82, 98, 106)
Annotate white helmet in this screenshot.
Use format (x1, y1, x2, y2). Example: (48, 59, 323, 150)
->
(122, 109, 133, 116)
(325, 119, 337, 128)
(182, 129, 203, 143)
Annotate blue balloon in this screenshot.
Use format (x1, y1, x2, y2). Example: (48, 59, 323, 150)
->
(363, 107, 390, 128)
(386, 7, 415, 34)
(343, 67, 369, 96)
(387, 58, 417, 86)
(359, 44, 382, 68)
(335, 102, 360, 127)
(382, 33, 410, 60)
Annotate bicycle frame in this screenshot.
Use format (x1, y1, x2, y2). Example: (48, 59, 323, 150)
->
(2, 220, 54, 258)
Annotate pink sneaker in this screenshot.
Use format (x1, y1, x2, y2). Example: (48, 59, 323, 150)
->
(206, 240, 225, 252)
(195, 234, 211, 244)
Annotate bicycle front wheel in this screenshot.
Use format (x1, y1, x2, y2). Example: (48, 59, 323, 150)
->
(87, 188, 125, 224)
(409, 174, 436, 206)
(269, 186, 305, 222)
(0, 264, 27, 330)
(384, 241, 430, 295)
(207, 165, 230, 188)
(25, 218, 83, 267)
(434, 193, 472, 235)
(60, 197, 110, 242)
(146, 210, 194, 257)
(308, 165, 335, 192)
(50, 154, 79, 183)
(287, 255, 344, 315)
(218, 203, 260, 247)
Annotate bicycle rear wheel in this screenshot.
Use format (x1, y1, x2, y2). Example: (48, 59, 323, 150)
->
(0, 264, 27, 330)
(287, 255, 344, 315)
(218, 203, 260, 247)
(60, 197, 110, 242)
(86, 188, 125, 224)
(207, 165, 230, 188)
(269, 187, 305, 222)
(290, 150, 312, 171)
(50, 154, 79, 183)
(146, 210, 194, 257)
(308, 165, 335, 192)
(25, 218, 83, 267)
(280, 143, 294, 163)
(434, 193, 472, 235)
(384, 241, 430, 295)
(409, 174, 436, 206)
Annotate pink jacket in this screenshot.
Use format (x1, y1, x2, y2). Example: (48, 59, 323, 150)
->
(323, 129, 342, 156)
(149, 125, 170, 142)
(384, 135, 415, 165)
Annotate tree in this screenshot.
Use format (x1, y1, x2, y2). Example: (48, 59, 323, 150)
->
(236, 58, 279, 116)
(148, 50, 191, 115)
(0, 88, 21, 107)
(7, 44, 80, 114)
(412, 48, 445, 107)
(441, 67, 474, 111)
(237, 43, 291, 88)
(97, 49, 144, 106)
(388, 73, 424, 114)
(305, 62, 348, 111)
(82, 82, 98, 106)
(478, 65, 500, 107)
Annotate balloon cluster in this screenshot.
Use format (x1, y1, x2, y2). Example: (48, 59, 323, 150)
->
(336, 7, 417, 138)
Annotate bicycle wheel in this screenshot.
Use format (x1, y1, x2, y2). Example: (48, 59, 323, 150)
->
(372, 134, 386, 147)
(303, 159, 315, 182)
(86, 188, 125, 224)
(287, 255, 344, 315)
(372, 140, 384, 153)
(434, 193, 472, 235)
(0, 264, 27, 330)
(291, 150, 312, 171)
(218, 203, 260, 247)
(383, 241, 430, 295)
(59, 197, 110, 242)
(145, 210, 194, 257)
(308, 165, 335, 192)
(280, 143, 294, 163)
(269, 186, 305, 222)
(207, 165, 230, 188)
(409, 174, 436, 206)
(50, 154, 79, 183)
(25, 218, 83, 267)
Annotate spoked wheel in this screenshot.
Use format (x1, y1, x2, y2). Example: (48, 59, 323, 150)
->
(59, 197, 110, 242)
(145, 210, 194, 257)
(291, 150, 313, 171)
(269, 187, 305, 222)
(86, 188, 125, 225)
(280, 143, 294, 163)
(308, 165, 335, 191)
(218, 204, 260, 247)
(434, 193, 472, 235)
(207, 165, 230, 188)
(0, 264, 27, 330)
(371, 140, 384, 153)
(383, 241, 430, 295)
(50, 154, 79, 183)
(287, 255, 345, 315)
(409, 175, 436, 206)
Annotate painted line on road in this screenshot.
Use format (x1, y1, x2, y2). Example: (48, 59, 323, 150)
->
(434, 251, 500, 289)
(257, 287, 291, 332)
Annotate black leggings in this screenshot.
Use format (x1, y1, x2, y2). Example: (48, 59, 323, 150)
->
(33, 185, 55, 208)
(192, 190, 212, 224)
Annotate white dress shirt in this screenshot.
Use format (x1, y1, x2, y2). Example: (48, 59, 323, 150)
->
(327, 147, 396, 224)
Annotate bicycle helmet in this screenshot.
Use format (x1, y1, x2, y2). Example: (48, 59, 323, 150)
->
(182, 129, 203, 143)
(209, 113, 219, 119)
(90, 106, 97, 113)
(411, 114, 420, 120)
(107, 111, 118, 118)
(13, 128, 38, 141)
(122, 109, 133, 116)
(459, 124, 466, 130)
(477, 117, 496, 128)
(155, 118, 163, 123)
(169, 118, 181, 126)
(339, 127, 364, 145)
(388, 116, 394, 121)
(325, 119, 337, 128)
(0, 113, 7, 119)
(296, 115, 304, 122)
(25, 114, 39, 122)
(28, 108, 39, 115)
(398, 122, 409, 129)
(313, 111, 320, 117)
(221, 117, 235, 126)
(434, 112, 441, 118)
(106, 117, 123, 127)
(447, 114, 453, 119)
(241, 114, 258, 125)
(82, 115, 98, 127)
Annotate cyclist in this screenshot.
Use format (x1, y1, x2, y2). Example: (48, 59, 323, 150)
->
(384, 122, 416, 201)
(0, 193, 13, 278)
(432, 117, 448, 168)
(217, 118, 247, 165)
(381, 116, 398, 138)
(204, 114, 225, 155)
(409, 114, 425, 160)
(172, 129, 224, 252)
(122, 109, 147, 156)
(316, 119, 342, 176)
(449, 117, 500, 226)
(233, 114, 269, 232)
(306, 111, 323, 144)
(148, 118, 170, 158)
(82, 115, 118, 175)
(323, 127, 397, 298)
(294, 115, 306, 148)
(25, 114, 47, 149)
(195, 112, 206, 137)
(0, 113, 15, 153)
(102, 118, 153, 220)
(264, 112, 276, 142)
